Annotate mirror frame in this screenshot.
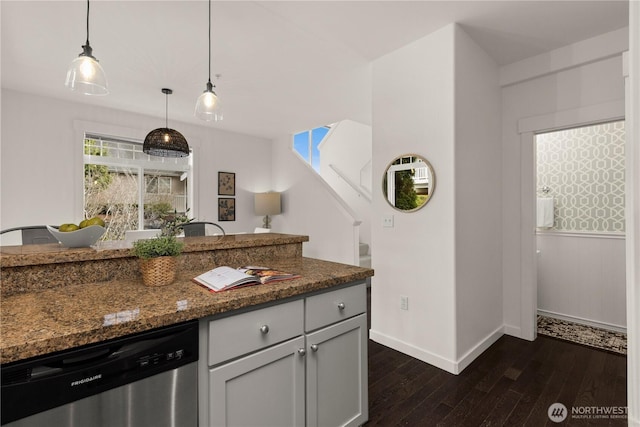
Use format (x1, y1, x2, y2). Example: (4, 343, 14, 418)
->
(382, 154, 436, 212)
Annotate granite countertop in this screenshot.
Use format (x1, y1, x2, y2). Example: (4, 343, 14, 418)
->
(1, 257, 373, 364)
(0, 233, 309, 268)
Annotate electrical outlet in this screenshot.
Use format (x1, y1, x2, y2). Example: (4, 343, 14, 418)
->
(383, 215, 394, 228)
(400, 295, 409, 310)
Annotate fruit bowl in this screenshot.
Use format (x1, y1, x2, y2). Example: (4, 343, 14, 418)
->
(46, 225, 106, 248)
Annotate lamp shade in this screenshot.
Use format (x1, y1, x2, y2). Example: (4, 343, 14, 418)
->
(65, 50, 108, 95)
(65, 1, 108, 95)
(254, 192, 281, 216)
(143, 128, 190, 157)
(144, 88, 190, 158)
(195, 0, 223, 122)
(195, 83, 222, 122)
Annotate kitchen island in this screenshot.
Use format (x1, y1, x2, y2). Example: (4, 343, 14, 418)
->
(2, 233, 373, 426)
(0, 233, 373, 364)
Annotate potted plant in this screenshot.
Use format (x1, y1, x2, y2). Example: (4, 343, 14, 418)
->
(132, 212, 191, 287)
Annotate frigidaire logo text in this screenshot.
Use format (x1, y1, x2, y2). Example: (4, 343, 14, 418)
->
(70, 374, 102, 387)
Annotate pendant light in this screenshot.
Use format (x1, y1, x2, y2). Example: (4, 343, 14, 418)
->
(144, 89, 190, 158)
(195, 0, 222, 121)
(65, 0, 108, 95)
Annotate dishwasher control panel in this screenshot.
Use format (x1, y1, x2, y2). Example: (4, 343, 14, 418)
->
(137, 348, 186, 368)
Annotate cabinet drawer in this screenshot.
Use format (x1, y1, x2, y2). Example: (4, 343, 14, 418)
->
(208, 299, 304, 366)
(305, 283, 366, 332)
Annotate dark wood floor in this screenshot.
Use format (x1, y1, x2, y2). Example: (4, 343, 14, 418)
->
(365, 291, 627, 426)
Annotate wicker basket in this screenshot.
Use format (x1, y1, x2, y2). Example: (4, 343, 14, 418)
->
(139, 256, 177, 287)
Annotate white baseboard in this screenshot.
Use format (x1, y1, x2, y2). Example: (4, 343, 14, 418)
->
(455, 326, 504, 374)
(370, 327, 505, 375)
(369, 329, 458, 374)
(537, 309, 626, 333)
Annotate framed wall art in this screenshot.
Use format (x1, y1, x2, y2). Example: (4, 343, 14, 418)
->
(218, 172, 235, 196)
(218, 198, 236, 221)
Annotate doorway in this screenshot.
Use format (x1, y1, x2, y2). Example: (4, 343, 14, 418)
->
(534, 121, 627, 348)
(517, 101, 626, 342)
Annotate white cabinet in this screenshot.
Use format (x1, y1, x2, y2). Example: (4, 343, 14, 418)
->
(305, 314, 368, 427)
(209, 336, 306, 427)
(200, 281, 368, 427)
(305, 283, 368, 427)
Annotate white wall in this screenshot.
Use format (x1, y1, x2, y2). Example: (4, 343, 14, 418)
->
(271, 134, 361, 265)
(501, 34, 627, 337)
(536, 233, 626, 330)
(318, 119, 372, 251)
(370, 24, 458, 370)
(453, 27, 503, 365)
(0, 89, 272, 240)
(370, 24, 504, 374)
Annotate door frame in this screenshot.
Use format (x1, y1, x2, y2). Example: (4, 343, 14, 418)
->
(517, 100, 626, 341)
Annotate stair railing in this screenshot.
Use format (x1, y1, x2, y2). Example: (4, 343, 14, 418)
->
(328, 164, 372, 202)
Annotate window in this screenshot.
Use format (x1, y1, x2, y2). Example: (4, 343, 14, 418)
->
(83, 134, 192, 240)
(293, 126, 330, 172)
(145, 176, 172, 194)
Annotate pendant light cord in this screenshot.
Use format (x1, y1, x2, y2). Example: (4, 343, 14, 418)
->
(165, 92, 169, 129)
(85, 0, 90, 45)
(208, 0, 212, 85)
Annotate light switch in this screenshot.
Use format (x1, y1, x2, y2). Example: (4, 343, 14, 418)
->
(383, 215, 394, 228)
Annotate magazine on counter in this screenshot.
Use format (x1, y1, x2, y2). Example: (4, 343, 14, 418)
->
(192, 265, 300, 293)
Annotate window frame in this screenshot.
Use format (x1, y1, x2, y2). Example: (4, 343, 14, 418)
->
(292, 126, 330, 172)
(77, 122, 194, 239)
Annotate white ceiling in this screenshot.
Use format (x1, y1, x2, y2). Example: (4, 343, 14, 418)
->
(1, 1, 629, 139)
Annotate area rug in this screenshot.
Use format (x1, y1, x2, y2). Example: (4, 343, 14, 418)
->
(537, 315, 627, 355)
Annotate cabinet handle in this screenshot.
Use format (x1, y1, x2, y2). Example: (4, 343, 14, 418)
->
(259, 325, 269, 334)
(298, 348, 306, 356)
(310, 344, 319, 352)
(337, 302, 345, 310)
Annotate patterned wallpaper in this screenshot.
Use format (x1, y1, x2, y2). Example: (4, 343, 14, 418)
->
(536, 121, 625, 233)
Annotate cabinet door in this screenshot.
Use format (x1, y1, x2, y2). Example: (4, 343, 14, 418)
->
(306, 314, 368, 427)
(209, 336, 305, 427)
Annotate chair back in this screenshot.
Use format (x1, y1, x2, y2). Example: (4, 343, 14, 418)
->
(182, 222, 225, 237)
(0, 225, 58, 245)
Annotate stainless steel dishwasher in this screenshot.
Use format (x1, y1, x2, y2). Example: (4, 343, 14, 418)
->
(1, 320, 198, 427)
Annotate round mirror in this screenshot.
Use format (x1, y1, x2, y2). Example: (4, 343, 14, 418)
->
(382, 154, 436, 212)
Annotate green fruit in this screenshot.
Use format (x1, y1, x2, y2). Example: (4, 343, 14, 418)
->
(59, 223, 79, 232)
(87, 217, 105, 227)
(79, 219, 89, 229)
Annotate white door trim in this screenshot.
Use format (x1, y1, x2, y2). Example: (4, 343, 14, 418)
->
(517, 100, 625, 341)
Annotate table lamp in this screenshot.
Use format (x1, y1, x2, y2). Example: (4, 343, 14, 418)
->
(254, 192, 281, 229)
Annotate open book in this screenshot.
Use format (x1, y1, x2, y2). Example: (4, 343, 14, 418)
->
(193, 265, 300, 293)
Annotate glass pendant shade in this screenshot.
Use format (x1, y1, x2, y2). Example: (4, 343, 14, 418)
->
(196, 0, 223, 122)
(195, 81, 222, 122)
(144, 88, 190, 158)
(65, 0, 108, 95)
(65, 44, 108, 95)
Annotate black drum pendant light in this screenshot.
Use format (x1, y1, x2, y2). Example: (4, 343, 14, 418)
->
(143, 89, 190, 157)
